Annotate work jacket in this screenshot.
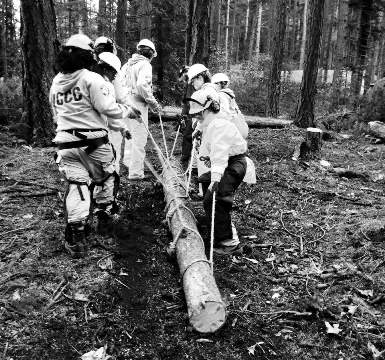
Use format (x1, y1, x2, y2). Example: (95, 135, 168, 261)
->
(50, 69, 128, 132)
(120, 54, 159, 111)
(199, 114, 247, 181)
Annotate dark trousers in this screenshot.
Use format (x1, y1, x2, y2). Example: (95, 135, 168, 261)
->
(200, 155, 246, 245)
(181, 116, 193, 163)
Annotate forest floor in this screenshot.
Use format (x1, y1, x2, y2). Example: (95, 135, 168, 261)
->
(0, 121, 384, 360)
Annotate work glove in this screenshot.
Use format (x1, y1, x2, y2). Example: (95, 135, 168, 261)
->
(208, 172, 221, 193)
(208, 181, 219, 193)
(153, 103, 163, 115)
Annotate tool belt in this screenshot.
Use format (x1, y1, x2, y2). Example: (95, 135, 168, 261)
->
(55, 128, 109, 155)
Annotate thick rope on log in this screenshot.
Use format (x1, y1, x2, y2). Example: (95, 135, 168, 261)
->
(161, 159, 226, 333)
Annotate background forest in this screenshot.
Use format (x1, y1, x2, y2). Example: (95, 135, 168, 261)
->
(1, 0, 385, 140)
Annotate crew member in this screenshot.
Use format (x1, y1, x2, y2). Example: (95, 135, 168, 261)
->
(50, 34, 140, 257)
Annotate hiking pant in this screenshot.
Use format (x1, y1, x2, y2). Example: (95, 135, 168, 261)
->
(122, 97, 148, 179)
(181, 116, 193, 163)
(200, 155, 246, 245)
(57, 143, 116, 223)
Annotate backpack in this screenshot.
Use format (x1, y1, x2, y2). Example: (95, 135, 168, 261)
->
(221, 89, 249, 139)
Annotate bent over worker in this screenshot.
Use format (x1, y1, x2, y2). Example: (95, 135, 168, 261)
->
(50, 34, 140, 258)
(121, 39, 162, 180)
(188, 85, 249, 255)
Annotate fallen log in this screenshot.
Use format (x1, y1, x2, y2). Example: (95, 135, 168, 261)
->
(161, 159, 226, 333)
(151, 106, 292, 128)
(244, 115, 292, 128)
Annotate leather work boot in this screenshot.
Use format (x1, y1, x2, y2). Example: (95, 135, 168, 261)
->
(64, 222, 87, 258)
(96, 210, 114, 236)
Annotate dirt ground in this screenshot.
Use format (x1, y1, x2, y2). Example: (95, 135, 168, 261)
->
(0, 121, 384, 360)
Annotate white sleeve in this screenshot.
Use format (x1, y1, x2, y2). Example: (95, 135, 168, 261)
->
(208, 121, 238, 177)
(136, 61, 159, 110)
(113, 71, 130, 105)
(88, 75, 127, 119)
(219, 92, 231, 115)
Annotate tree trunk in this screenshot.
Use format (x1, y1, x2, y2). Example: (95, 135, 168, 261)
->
(244, 0, 250, 41)
(350, 0, 374, 96)
(247, 10, 257, 61)
(290, 0, 299, 61)
(186, 0, 211, 65)
(0, 0, 7, 79)
(139, 0, 152, 38)
(210, 0, 221, 51)
(115, 0, 127, 62)
(20, 0, 59, 146)
(230, 1, 236, 64)
(331, 0, 348, 108)
(299, 0, 308, 70)
(224, 0, 230, 69)
(98, 0, 107, 33)
(294, 0, 325, 128)
(255, 1, 263, 59)
(266, 0, 287, 117)
(162, 159, 226, 334)
(80, 0, 88, 34)
(320, 0, 334, 83)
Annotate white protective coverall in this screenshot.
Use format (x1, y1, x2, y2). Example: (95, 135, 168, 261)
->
(105, 72, 130, 174)
(50, 69, 132, 223)
(120, 54, 160, 179)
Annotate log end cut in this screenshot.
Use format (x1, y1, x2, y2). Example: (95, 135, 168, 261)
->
(189, 301, 226, 333)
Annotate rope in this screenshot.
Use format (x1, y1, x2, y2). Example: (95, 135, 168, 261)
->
(143, 157, 165, 186)
(165, 197, 205, 253)
(170, 124, 180, 158)
(181, 259, 212, 279)
(141, 117, 187, 191)
(210, 191, 216, 273)
(158, 113, 169, 160)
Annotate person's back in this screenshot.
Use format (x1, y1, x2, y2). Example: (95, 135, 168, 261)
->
(120, 39, 161, 180)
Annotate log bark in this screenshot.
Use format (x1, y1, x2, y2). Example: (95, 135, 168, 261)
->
(162, 159, 226, 333)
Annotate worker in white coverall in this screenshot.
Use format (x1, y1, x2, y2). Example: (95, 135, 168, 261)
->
(211, 73, 249, 139)
(50, 34, 141, 258)
(188, 85, 255, 255)
(94, 36, 138, 174)
(120, 39, 162, 180)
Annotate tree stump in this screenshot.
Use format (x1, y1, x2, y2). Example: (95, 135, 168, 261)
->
(368, 121, 385, 140)
(299, 127, 323, 159)
(161, 159, 226, 333)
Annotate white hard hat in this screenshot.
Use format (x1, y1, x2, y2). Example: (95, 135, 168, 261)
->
(65, 34, 93, 51)
(94, 36, 117, 55)
(211, 73, 230, 84)
(187, 64, 209, 83)
(137, 39, 157, 57)
(98, 52, 121, 73)
(188, 84, 220, 115)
